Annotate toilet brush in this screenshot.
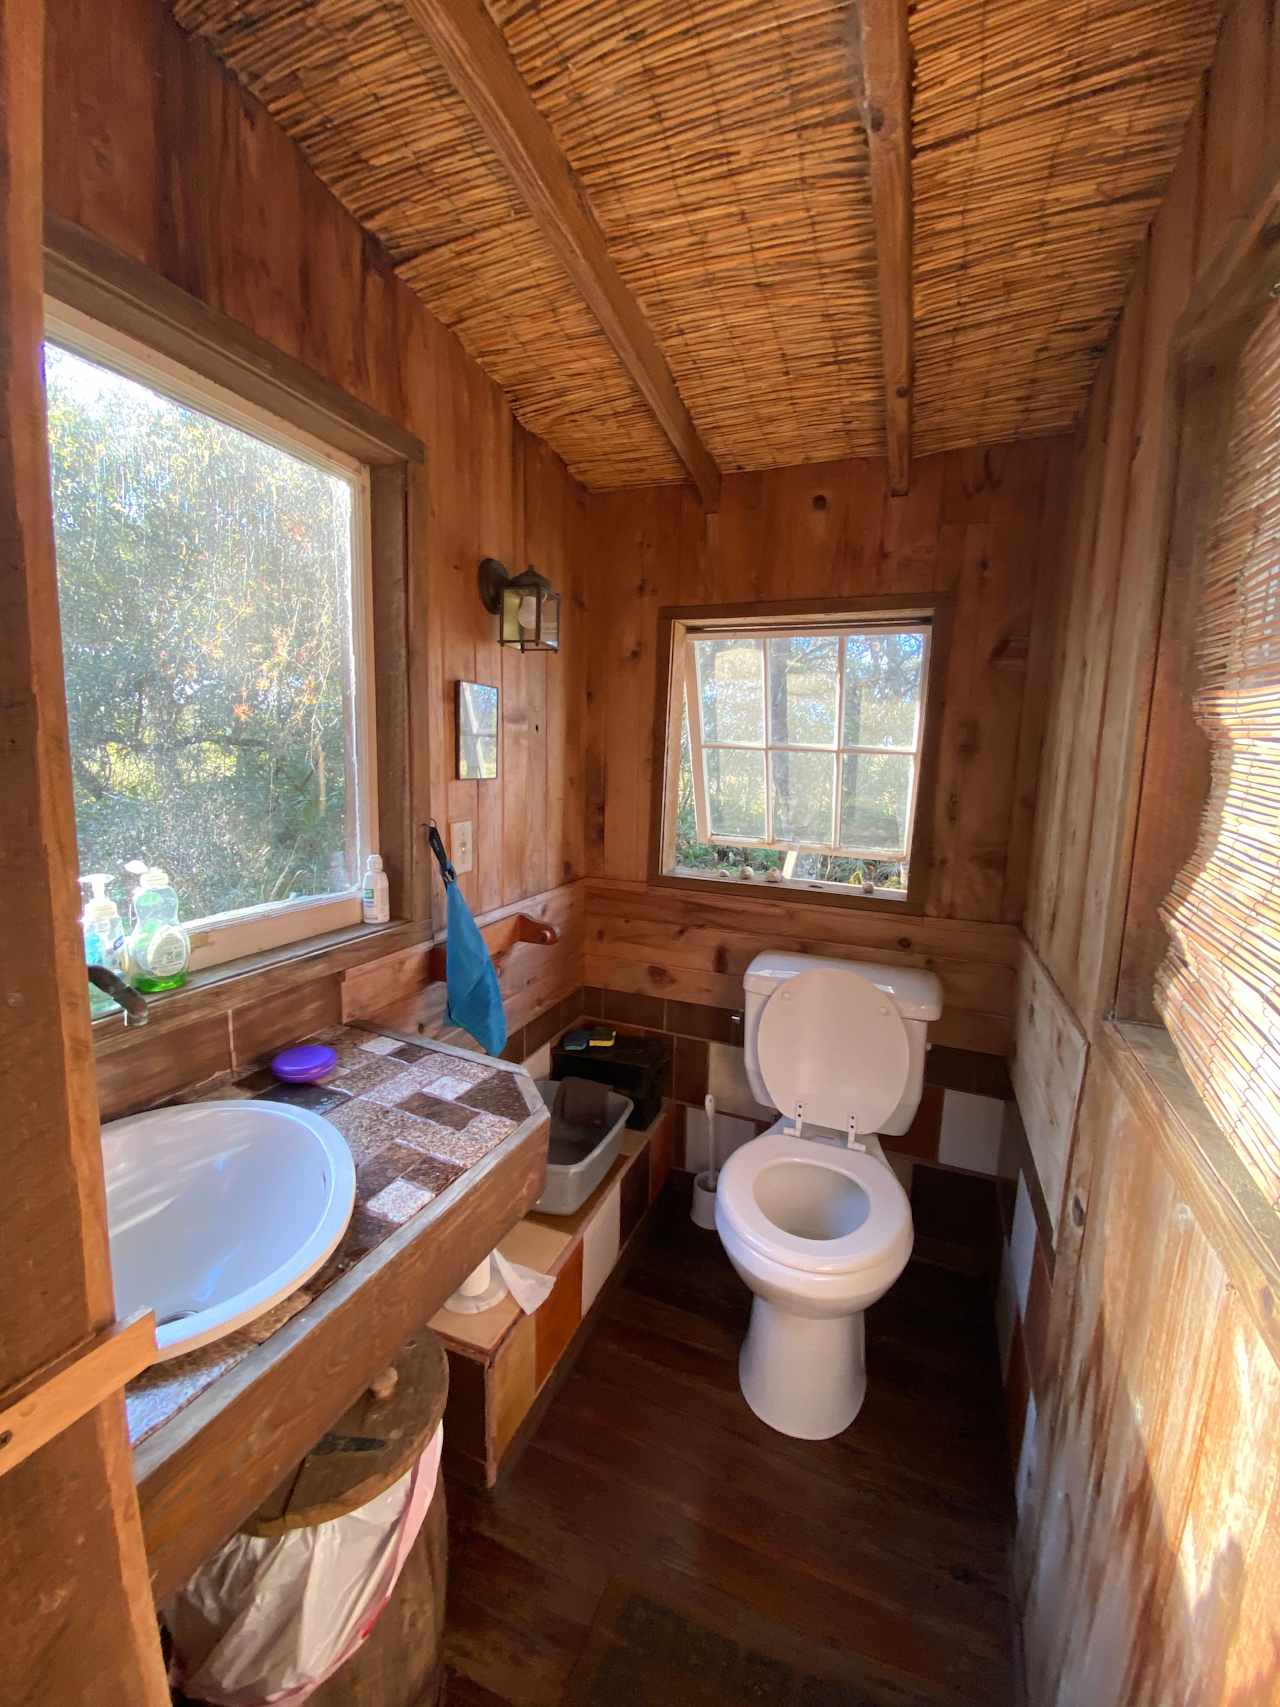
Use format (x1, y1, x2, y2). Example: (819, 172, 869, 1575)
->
(691, 1092, 720, 1229)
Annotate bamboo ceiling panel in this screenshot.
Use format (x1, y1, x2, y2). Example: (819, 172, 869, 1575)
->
(171, 0, 686, 487)
(170, 0, 1222, 488)
(910, 0, 1222, 457)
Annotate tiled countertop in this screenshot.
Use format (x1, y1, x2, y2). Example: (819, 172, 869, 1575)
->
(125, 1024, 543, 1446)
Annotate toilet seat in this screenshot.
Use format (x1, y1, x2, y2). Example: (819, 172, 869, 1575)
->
(718, 1133, 911, 1277)
(756, 967, 909, 1136)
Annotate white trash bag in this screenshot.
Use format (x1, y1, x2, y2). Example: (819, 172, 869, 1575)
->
(166, 1422, 443, 1707)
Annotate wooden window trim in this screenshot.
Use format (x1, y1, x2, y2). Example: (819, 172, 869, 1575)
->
(1108, 155, 1280, 1310)
(1117, 156, 1280, 1015)
(42, 218, 432, 983)
(648, 593, 952, 916)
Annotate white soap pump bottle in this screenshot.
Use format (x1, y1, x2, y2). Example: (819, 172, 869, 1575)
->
(361, 853, 390, 924)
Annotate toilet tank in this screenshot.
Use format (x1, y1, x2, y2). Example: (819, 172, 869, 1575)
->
(742, 950, 943, 1136)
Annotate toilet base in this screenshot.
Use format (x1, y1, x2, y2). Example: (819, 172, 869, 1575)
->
(738, 1297, 867, 1440)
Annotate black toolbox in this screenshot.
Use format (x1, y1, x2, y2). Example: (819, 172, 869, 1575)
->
(549, 1033, 671, 1129)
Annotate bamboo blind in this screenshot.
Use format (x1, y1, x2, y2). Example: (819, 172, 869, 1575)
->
(1157, 302, 1280, 1212)
(170, 0, 1221, 489)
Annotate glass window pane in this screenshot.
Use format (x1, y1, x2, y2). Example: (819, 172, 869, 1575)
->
(839, 752, 914, 854)
(705, 747, 766, 838)
(767, 634, 838, 746)
(843, 631, 925, 748)
(694, 636, 764, 744)
(46, 341, 361, 924)
(771, 750, 834, 845)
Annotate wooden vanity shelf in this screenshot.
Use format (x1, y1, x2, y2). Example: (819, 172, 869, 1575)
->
(432, 1101, 674, 1489)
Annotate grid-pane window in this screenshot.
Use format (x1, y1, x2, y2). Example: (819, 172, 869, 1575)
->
(674, 621, 930, 895)
(44, 304, 376, 969)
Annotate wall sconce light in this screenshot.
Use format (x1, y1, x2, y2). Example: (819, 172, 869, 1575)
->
(478, 558, 561, 652)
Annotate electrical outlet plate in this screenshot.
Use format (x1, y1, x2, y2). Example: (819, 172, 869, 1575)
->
(449, 819, 474, 875)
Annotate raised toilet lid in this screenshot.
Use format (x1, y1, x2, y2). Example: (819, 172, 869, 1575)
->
(719, 1133, 911, 1276)
(756, 965, 909, 1136)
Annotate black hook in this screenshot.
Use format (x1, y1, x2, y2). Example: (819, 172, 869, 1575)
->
(425, 820, 456, 886)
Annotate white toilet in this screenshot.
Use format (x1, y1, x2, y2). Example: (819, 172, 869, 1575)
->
(715, 951, 942, 1440)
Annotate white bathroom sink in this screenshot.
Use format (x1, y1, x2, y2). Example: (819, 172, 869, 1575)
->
(102, 1099, 356, 1363)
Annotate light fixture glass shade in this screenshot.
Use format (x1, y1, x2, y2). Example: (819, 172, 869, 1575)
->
(500, 580, 560, 651)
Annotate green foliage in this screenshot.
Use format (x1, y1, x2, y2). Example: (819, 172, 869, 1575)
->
(46, 343, 358, 923)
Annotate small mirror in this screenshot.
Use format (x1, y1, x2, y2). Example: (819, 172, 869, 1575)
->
(456, 681, 499, 780)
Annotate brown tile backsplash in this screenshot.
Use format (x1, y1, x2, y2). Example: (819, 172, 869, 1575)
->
(664, 999, 744, 1046)
(888, 1082, 945, 1162)
(673, 1035, 710, 1105)
(601, 989, 667, 1030)
(397, 1089, 475, 1131)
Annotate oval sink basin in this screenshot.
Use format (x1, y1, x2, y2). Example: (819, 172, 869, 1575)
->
(102, 1099, 356, 1363)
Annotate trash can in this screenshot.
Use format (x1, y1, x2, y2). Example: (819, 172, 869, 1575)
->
(167, 1331, 450, 1707)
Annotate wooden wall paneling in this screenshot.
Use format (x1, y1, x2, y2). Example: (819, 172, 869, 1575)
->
(1023, 355, 1113, 975)
(1014, 1047, 1280, 1707)
(1116, 115, 1216, 1022)
(1161, 1294, 1280, 1704)
(1194, 0, 1270, 278)
(1, 0, 168, 1693)
(344, 880, 585, 1044)
(474, 382, 516, 916)
(929, 442, 1051, 922)
(1001, 436, 1074, 925)
(1009, 939, 1089, 1237)
(586, 883, 1018, 1054)
(48, 0, 589, 935)
(583, 441, 1067, 1001)
(1043, 278, 1145, 1021)
(1036, 1119, 1164, 1702)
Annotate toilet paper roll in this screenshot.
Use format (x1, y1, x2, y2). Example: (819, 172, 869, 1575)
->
(458, 1256, 492, 1297)
(493, 1250, 555, 1314)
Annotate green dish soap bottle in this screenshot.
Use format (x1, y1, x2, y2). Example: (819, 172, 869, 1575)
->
(125, 862, 191, 992)
(81, 873, 127, 1017)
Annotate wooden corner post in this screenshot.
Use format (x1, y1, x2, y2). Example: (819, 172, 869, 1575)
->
(0, 0, 169, 1696)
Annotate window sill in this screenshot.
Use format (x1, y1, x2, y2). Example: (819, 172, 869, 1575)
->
(90, 917, 429, 1049)
(654, 867, 920, 914)
(1100, 1020, 1280, 1367)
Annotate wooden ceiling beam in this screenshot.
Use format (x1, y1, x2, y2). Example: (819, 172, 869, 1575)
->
(405, 0, 721, 509)
(855, 0, 913, 494)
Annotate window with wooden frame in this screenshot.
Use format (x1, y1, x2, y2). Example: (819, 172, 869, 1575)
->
(1155, 295, 1280, 1213)
(654, 601, 944, 906)
(1115, 166, 1280, 1239)
(42, 220, 425, 996)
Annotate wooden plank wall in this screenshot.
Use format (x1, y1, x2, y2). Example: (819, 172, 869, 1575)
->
(1016, 1044, 1280, 1704)
(581, 439, 1072, 1053)
(1013, 1, 1280, 1697)
(44, 0, 591, 1113)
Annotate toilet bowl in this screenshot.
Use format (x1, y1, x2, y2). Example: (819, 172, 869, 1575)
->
(716, 1129, 912, 1438)
(715, 954, 941, 1440)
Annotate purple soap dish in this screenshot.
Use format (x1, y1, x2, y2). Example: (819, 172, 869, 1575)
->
(270, 1042, 338, 1084)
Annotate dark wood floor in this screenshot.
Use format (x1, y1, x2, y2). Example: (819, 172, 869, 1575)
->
(443, 1183, 1016, 1707)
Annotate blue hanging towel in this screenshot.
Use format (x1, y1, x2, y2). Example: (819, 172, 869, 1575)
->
(445, 879, 508, 1057)
(426, 822, 507, 1058)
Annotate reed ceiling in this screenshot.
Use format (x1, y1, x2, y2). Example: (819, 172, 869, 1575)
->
(171, 0, 1222, 491)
